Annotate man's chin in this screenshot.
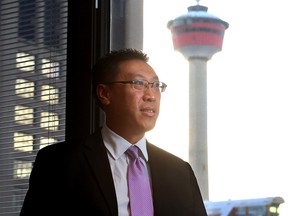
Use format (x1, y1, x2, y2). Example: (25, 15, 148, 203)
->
(143, 122, 157, 133)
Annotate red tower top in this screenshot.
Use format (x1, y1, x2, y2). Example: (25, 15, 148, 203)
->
(167, 5, 229, 60)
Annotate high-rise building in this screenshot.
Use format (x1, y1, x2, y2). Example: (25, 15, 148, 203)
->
(0, 1, 67, 214)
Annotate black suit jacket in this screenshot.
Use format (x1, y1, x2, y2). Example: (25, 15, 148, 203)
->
(21, 130, 207, 216)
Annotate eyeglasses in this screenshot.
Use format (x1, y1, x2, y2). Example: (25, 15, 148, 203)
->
(102, 80, 167, 93)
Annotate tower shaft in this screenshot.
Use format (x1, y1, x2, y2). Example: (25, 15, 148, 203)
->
(188, 59, 208, 200)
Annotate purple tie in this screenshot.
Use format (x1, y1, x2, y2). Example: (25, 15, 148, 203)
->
(126, 146, 153, 216)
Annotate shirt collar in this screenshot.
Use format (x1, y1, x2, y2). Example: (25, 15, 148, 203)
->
(101, 124, 149, 161)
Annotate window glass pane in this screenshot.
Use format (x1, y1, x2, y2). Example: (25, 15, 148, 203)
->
(44, 0, 61, 48)
(41, 85, 59, 104)
(14, 132, 33, 152)
(16, 52, 35, 72)
(40, 111, 59, 131)
(18, 0, 36, 40)
(248, 206, 266, 215)
(15, 79, 35, 98)
(13, 160, 32, 179)
(41, 59, 60, 78)
(15, 105, 34, 125)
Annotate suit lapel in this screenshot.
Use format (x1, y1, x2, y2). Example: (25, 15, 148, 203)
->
(82, 131, 118, 216)
(147, 143, 165, 214)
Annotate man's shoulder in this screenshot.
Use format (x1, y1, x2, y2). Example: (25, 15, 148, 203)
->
(39, 131, 102, 153)
(38, 141, 69, 155)
(147, 142, 188, 166)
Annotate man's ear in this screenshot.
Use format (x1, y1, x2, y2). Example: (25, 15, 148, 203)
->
(96, 84, 111, 106)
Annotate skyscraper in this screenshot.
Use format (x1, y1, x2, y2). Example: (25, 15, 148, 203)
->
(0, 1, 67, 214)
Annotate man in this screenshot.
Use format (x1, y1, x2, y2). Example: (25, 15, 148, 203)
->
(20, 49, 207, 216)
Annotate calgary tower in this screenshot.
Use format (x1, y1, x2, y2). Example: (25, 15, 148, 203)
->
(167, 1, 229, 200)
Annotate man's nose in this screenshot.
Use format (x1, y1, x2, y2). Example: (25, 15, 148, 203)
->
(143, 86, 156, 101)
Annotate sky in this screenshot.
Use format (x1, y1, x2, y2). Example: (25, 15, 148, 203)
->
(143, 0, 288, 214)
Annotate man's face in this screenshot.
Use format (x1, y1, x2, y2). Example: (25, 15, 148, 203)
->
(104, 59, 161, 141)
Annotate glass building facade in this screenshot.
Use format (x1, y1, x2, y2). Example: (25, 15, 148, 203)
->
(0, 0, 67, 214)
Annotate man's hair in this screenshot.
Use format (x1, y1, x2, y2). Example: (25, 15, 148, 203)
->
(92, 48, 149, 85)
(92, 48, 149, 107)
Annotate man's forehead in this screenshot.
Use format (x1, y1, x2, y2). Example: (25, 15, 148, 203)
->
(117, 60, 158, 78)
(121, 71, 159, 80)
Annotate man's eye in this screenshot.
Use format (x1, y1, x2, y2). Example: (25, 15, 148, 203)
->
(134, 80, 144, 86)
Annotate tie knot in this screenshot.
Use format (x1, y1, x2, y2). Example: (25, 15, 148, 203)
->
(126, 145, 139, 160)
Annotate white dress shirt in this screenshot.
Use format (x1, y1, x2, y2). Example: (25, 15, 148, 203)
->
(101, 124, 151, 216)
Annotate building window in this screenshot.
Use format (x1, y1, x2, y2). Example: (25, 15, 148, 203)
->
(42, 59, 60, 78)
(13, 160, 32, 179)
(44, 0, 61, 48)
(16, 52, 35, 72)
(40, 111, 59, 131)
(15, 79, 35, 98)
(14, 132, 34, 152)
(18, 0, 36, 41)
(41, 85, 59, 104)
(15, 105, 34, 125)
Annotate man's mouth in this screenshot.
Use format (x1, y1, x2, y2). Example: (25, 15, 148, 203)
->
(140, 108, 156, 116)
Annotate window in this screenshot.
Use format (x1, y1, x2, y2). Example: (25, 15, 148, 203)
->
(0, 0, 67, 214)
(14, 105, 34, 125)
(41, 85, 59, 104)
(14, 132, 33, 152)
(15, 79, 35, 98)
(18, 0, 36, 41)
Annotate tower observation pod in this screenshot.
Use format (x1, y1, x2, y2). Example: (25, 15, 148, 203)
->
(167, 4, 229, 60)
(167, 3, 229, 200)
